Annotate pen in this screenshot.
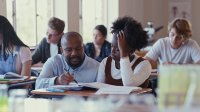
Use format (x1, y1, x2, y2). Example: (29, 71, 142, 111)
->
(64, 68, 79, 85)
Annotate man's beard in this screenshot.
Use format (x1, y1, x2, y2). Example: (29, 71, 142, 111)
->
(66, 56, 84, 69)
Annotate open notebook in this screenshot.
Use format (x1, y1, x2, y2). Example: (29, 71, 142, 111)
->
(0, 72, 27, 81)
(48, 82, 142, 94)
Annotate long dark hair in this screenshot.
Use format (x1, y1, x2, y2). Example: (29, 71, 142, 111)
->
(94, 25, 107, 38)
(0, 15, 28, 60)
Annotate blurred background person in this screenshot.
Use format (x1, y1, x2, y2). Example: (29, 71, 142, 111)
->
(145, 18, 200, 67)
(32, 17, 65, 66)
(85, 25, 111, 62)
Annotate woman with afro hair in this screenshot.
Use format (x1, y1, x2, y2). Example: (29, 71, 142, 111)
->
(97, 16, 151, 87)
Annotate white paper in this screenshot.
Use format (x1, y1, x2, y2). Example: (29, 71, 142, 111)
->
(50, 84, 81, 90)
(50, 82, 142, 94)
(79, 82, 114, 89)
(95, 86, 142, 95)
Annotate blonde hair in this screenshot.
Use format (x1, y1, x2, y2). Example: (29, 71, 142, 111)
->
(168, 18, 192, 38)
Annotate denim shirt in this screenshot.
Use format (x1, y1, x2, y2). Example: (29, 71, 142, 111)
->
(0, 46, 20, 74)
(84, 40, 111, 62)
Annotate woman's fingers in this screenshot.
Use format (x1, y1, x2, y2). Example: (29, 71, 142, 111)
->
(121, 30, 125, 38)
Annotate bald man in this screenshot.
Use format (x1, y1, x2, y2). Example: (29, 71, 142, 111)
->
(36, 32, 99, 89)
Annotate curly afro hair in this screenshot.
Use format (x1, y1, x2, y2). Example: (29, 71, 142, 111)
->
(111, 16, 148, 51)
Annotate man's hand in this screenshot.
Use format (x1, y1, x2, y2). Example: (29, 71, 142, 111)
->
(117, 30, 129, 58)
(55, 72, 74, 85)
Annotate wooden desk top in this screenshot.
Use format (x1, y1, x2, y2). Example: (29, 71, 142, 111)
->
(31, 88, 152, 97)
(0, 76, 37, 84)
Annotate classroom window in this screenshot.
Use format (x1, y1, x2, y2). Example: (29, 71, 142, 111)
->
(6, 0, 54, 47)
(79, 0, 119, 43)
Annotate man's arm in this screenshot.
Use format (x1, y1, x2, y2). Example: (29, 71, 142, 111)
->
(96, 58, 107, 82)
(32, 38, 46, 65)
(35, 59, 57, 89)
(144, 56, 158, 69)
(195, 60, 200, 64)
(191, 41, 200, 64)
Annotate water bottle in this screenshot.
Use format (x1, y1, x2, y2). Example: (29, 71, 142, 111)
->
(0, 84, 8, 112)
(8, 89, 27, 112)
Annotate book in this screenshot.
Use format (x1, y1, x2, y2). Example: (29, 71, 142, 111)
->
(48, 82, 142, 94)
(0, 72, 27, 81)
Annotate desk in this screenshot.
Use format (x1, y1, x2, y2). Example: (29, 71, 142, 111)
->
(31, 88, 152, 98)
(0, 76, 37, 88)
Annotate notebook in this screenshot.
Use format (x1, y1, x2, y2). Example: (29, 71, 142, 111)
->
(48, 82, 142, 94)
(0, 72, 27, 81)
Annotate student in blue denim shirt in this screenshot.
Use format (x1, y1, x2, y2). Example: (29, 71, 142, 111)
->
(85, 25, 111, 62)
(0, 15, 32, 77)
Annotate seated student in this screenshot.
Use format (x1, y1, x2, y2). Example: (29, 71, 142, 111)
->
(32, 17, 65, 66)
(85, 25, 111, 62)
(36, 32, 99, 89)
(97, 16, 152, 87)
(0, 15, 32, 77)
(145, 18, 200, 66)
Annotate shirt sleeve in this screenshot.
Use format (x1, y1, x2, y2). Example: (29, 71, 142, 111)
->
(120, 57, 152, 86)
(96, 58, 107, 83)
(19, 47, 32, 63)
(35, 58, 57, 89)
(145, 39, 162, 61)
(190, 41, 200, 63)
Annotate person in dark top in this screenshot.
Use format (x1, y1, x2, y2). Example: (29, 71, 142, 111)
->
(32, 17, 65, 66)
(85, 25, 111, 62)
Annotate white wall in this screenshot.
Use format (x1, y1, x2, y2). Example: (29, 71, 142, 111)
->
(191, 0, 200, 44)
(119, 0, 168, 40)
(119, 0, 144, 22)
(0, 0, 6, 16)
(118, 0, 200, 44)
(67, 0, 79, 32)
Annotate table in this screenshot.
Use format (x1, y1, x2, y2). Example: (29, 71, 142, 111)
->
(31, 88, 152, 98)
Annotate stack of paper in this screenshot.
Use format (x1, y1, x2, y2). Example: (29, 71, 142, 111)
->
(48, 82, 142, 94)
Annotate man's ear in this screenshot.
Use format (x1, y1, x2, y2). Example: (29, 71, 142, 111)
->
(60, 47, 63, 53)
